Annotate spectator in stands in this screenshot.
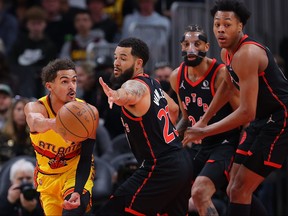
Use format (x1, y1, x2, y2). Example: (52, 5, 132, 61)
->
(76, 61, 99, 107)
(41, 0, 75, 54)
(0, 52, 19, 95)
(0, 0, 19, 55)
(121, 0, 170, 39)
(9, 6, 57, 98)
(93, 55, 124, 139)
(153, 61, 177, 102)
(0, 158, 44, 216)
(86, 0, 119, 42)
(9, 6, 57, 68)
(155, 0, 204, 18)
(104, 0, 136, 31)
(0, 84, 13, 130)
(7, 0, 41, 33)
(59, 9, 107, 63)
(0, 97, 34, 166)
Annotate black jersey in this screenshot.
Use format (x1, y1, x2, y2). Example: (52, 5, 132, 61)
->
(120, 74, 182, 164)
(226, 35, 288, 119)
(177, 59, 239, 147)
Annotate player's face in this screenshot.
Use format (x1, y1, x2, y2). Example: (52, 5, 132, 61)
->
(213, 11, 243, 49)
(111, 46, 136, 85)
(181, 31, 208, 67)
(47, 69, 77, 103)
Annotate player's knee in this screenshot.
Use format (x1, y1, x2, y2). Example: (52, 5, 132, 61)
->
(192, 177, 215, 203)
(192, 185, 208, 202)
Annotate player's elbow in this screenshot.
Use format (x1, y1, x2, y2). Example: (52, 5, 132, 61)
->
(240, 108, 256, 124)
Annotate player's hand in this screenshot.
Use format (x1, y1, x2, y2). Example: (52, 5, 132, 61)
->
(99, 77, 118, 109)
(63, 192, 81, 210)
(182, 127, 205, 146)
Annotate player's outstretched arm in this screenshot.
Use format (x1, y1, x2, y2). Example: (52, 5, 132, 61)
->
(99, 77, 147, 108)
(24, 101, 56, 133)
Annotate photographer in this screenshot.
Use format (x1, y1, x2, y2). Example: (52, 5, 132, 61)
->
(0, 159, 44, 216)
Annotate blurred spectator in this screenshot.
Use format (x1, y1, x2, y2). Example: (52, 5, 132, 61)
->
(76, 59, 110, 120)
(68, 0, 86, 9)
(153, 61, 177, 102)
(76, 61, 99, 107)
(155, 0, 204, 18)
(9, 6, 57, 98)
(92, 55, 124, 139)
(104, 0, 136, 30)
(59, 9, 107, 63)
(121, 0, 170, 39)
(7, 0, 41, 33)
(0, 52, 19, 94)
(0, 158, 44, 216)
(0, 84, 13, 130)
(0, 97, 34, 165)
(60, 0, 82, 33)
(9, 6, 57, 67)
(86, 0, 119, 43)
(41, 0, 75, 54)
(0, 0, 19, 55)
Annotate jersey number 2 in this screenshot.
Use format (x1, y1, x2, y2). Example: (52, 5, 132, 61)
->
(157, 105, 176, 144)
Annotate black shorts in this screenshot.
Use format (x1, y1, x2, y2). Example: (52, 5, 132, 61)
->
(97, 149, 193, 216)
(234, 110, 288, 177)
(186, 141, 237, 190)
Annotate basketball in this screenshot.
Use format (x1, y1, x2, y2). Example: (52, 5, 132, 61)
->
(56, 101, 96, 142)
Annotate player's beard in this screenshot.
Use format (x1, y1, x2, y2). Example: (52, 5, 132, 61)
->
(182, 51, 206, 67)
(110, 65, 135, 89)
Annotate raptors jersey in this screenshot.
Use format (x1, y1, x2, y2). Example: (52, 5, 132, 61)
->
(226, 35, 288, 118)
(30, 96, 84, 174)
(121, 74, 182, 163)
(177, 59, 239, 147)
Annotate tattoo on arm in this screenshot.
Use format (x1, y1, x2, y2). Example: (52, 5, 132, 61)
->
(118, 80, 147, 105)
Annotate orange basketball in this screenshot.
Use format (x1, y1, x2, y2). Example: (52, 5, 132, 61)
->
(56, 101, 96, 142)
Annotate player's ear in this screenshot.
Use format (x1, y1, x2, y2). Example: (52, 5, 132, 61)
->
(238, 22, 243, 32)
(136, 58, 143, 69)
(45, 82, 52, 91)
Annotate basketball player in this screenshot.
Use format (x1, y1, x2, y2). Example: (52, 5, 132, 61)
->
(97, 37, 193, 215)
(183, 1, 288, 216)
(24, 58, 99, 216)
(170, 24, 240, 215)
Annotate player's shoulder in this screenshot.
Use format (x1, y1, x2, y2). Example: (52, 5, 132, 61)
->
(237, 43, 265, 58)
(24, 100, 46, 114)
(170, 66, 180, 79)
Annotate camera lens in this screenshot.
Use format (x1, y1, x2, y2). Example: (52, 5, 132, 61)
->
(20, 182, 38, 201)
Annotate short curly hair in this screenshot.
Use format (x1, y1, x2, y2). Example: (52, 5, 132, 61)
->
(41, 58, 76, 86)
(210, 0, 251, 26)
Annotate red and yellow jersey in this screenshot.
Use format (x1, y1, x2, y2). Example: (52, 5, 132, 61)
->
(30, 96, 84, 174)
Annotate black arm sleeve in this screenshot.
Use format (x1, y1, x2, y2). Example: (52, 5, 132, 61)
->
(74, 138, 95, 194)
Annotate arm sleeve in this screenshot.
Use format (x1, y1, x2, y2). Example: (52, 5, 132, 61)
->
(74, 138, 95, 194)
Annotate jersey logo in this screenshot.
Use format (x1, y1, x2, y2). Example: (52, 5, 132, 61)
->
(153, 88, 165, 106)
(180, 80, 186, 89)
(201, 80, 210, 90)
(266, 114, 275, 124)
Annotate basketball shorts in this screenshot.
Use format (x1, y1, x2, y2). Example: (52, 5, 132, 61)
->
(97, 149, 193, 216)
(187, 141, 237, 190)
(34, 165, 94, 216)
(234, 109, 288, 177)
